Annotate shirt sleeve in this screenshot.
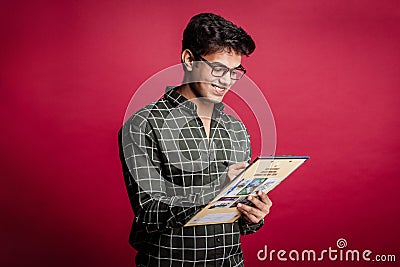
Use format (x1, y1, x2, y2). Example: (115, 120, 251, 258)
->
(237, 127, 265, 235)
(239, 217, 265, 235)
(118, 111, 221, 233)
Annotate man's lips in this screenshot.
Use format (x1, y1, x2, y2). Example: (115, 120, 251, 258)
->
(211, 84, 228, 95)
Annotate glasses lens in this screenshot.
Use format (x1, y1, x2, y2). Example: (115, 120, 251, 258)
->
(211, 66, 229, 77)
(231, 68, 245, 80)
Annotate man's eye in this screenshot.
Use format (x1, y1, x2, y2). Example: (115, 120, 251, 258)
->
(212, 66, 227, 72)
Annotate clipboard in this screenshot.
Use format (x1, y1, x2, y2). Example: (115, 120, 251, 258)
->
(184, 155, 310, 226)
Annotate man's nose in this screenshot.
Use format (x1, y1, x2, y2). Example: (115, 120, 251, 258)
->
(218, 71, 233, 86)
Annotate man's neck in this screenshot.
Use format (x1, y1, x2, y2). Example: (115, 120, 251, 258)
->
(177, 84, 214, 119)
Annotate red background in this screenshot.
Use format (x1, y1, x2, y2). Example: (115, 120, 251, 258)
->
(1, 1, 399, 266)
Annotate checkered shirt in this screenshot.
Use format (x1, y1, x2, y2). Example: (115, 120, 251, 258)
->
(118, 86, 264, 267)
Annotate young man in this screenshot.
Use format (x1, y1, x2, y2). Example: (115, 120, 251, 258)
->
(119, 13, 272, 266)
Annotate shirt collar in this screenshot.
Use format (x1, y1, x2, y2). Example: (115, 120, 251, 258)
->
(164, 86, 225, 113)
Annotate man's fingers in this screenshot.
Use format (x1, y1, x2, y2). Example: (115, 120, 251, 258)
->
(246, 195, 271, 216)
(246, 195, 266, 211)
(237, 202, 264, 219)
(242, 211, 259, 224)
(230, 161, 248, 170)
(226, 161, 249, 181)
(257, 191, 273, 208)
(237, 193, 273, 224)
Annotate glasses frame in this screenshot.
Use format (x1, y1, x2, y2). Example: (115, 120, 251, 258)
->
(196, 55, 247, 80)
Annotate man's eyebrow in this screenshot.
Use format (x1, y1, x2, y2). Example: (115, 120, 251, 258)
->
(208, 61, 228, 67)
(210, 61, 243, 69)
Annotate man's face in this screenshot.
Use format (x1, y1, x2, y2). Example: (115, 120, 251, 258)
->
(189, 50, 242, 103)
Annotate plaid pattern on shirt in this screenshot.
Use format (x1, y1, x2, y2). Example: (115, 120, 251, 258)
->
(118, 86, 264, 267)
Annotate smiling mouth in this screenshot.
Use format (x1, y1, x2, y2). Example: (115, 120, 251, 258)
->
(211, 84, 227, 95)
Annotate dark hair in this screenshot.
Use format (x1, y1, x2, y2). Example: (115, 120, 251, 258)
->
(182, 13, 255, 57)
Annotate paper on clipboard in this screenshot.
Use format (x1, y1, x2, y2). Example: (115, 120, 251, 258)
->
(184, 155, 310, 227)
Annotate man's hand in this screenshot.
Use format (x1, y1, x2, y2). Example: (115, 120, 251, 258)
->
(237, 191, 272, 224)
(226, 161, 248, 180)
(220, 161, 248, 189)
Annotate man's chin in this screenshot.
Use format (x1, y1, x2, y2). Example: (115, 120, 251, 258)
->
(195, 93, 224, 104)
(207, 96, 224, 103)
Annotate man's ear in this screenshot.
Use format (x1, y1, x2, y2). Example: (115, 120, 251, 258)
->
(181, 49, 195, 72)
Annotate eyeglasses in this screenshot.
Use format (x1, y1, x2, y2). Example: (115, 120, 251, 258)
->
(197, 56, 246, 80)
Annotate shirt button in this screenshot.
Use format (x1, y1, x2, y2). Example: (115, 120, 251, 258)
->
(216, 237, 221, 242)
